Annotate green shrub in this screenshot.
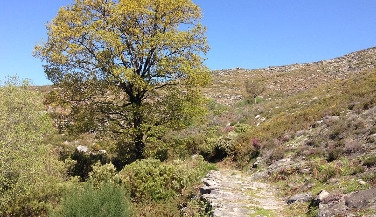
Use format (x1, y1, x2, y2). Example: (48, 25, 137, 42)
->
(233, 123, 252, 133)
(119, 156, 212, 202)
(326, 148, 343, 162)
(50, 181, 132, 217)
(0, 78, 65, 216)
(69, 149, 110, 181)
(311, 159, 340, 182)
(88, 162, 121, 187)
(199, 133, 238, 162)
(363, 156, 376, 168)
(338, 158, 365, 176)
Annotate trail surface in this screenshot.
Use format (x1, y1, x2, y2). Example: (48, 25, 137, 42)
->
(201, 169, 285, 217)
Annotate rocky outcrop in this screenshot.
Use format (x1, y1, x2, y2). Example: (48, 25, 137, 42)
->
(205, 47, 376, 105)
(287, 193, 313, 204)
(299, 188, 376, 217)
(345, 187, 376, 210)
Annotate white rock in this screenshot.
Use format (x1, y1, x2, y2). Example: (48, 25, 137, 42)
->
(76, 145, 88, 153)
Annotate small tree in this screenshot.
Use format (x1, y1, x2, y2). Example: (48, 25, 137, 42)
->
(244, 79, 265, 104)
(34, 0, 210, 164)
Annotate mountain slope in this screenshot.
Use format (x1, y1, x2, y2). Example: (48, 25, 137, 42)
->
(201, 47, 376, 216)
(205, 47, 376, 105)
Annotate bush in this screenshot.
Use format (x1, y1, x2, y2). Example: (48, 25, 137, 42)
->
(119, 156, 212, 202)
(88, 162, 121, 187)
(69, 149, 109, 181)
(199, 132, 238, 162)
(363, 156, 376, 168)
(50, 181, 132, 217)
(233, 123, 252, 133)
(266, 148, 285, 165)
(310, 159, 340, 182)
(326, 148, 343, 162)
(0, 78, 65, 216)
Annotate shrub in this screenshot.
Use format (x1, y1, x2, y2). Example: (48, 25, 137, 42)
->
(69, 149, 110, 181)
(266, 148, 285, 165)
(0, 78, 65, 216)
(233, 123, 252, 133)
(326, 148, 343, 162)
(119, 156, 212, 202)
(311, 159, 340, 182)
(199, 132, 237, 162)
(363, 156, 376, 168)
(50, 181, 132, 217)
(88, 162, 121, 187)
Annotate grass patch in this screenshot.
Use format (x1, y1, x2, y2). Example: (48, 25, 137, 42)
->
(249, 206, 278, 217)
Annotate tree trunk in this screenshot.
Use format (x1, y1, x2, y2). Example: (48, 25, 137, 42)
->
(132, 99, 145, 160)
(134, 131, 145, 160)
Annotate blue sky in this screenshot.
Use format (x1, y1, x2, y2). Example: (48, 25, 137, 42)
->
(1, 0, 375, 85)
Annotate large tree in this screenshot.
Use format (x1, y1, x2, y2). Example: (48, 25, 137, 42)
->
(34, 0, 210, 163)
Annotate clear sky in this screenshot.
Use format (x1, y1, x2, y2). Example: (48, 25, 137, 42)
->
(1, 0, 375, 85)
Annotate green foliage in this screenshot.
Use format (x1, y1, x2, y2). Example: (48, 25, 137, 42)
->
(307, 204, 320, 217)
(310, 157, 365, 184)
(244, 79, 265, 104)
(88, 162, 121, 187)
(0, 78, 65, 216)
(119, 156, 212, 202)
(227, 71, 376, 167)
(341, 179, 370, 194)
(233, 123, 252, 133)
(34, 0, 211, 162)
(50, 181, 132, 217)
(363, 156, 376, 168)
(69, 149, 110, 181)
(311, 159, 341, 182)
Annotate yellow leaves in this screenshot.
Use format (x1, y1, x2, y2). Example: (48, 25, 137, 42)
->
(35, 0, 209, 96)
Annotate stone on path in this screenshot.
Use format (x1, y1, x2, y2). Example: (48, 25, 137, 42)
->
(200, 169, 285, 217)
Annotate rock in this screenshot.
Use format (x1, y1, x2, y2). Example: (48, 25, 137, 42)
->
(318, 195, 348, 217)
(199, 186, 212, 194)
(202, 179, 219, 189)
(314, 188, 376, 217)
(311, 191, 349, 217)
(287, 193, 313, 204)
(317, 190, 330, 201)
(345, 187, 376, 209)
(76, 145, 88, 153)
(268, 158, 293, 172)
(357, 179, 367, 185)
(98, 149, 107, 154)
(252, 157, 262, 168)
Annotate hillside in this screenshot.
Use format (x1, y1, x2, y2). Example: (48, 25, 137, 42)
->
(201, 47, 376, 216)
(205, 47, 376, 105)
(9, 47, 376, 217)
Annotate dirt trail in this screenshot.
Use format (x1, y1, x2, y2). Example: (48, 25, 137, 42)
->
(201, 169, 285, 217)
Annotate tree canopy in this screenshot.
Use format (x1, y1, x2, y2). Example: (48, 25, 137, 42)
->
(34, 0, 210, 164)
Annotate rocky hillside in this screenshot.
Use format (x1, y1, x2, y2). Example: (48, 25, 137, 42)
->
(205, 47, 376, 105)
(201, 47, 376, 216)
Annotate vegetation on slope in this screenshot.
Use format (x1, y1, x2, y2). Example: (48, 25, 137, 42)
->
(0, 78, 65, 216)
(197, 48, 376, 216)
(2, 46, 376, 216)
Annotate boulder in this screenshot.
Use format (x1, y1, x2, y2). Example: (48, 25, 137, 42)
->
(345, 187, 376, 209)
(287, 193, 313, 204)
(76, 145, 88, 153)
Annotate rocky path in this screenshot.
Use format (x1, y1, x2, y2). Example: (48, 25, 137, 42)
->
(200, 169, 285, 217)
